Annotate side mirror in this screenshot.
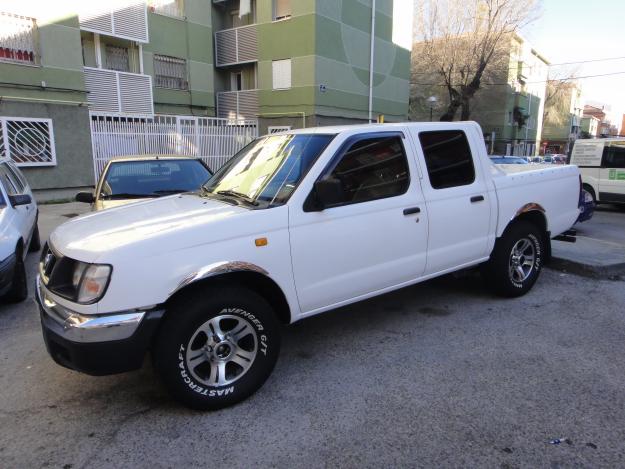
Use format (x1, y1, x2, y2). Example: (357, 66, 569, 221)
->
(76, 191, 95, 203)
(310, 178, 344, 211)
(9, 194, 32, 207)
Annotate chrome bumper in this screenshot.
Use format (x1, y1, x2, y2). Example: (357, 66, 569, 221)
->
(36, 276, 145, 343)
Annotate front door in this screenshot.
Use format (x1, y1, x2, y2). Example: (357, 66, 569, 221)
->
(410, 128, 493, 275)
(289, 132, 429, 314)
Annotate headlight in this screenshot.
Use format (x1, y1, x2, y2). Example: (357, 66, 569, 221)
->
(72, 262, 111, 304)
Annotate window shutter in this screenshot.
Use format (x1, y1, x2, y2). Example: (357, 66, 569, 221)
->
(272, 59, 291, 90)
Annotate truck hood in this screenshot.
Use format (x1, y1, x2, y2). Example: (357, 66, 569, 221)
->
(50, 194, 249, 262)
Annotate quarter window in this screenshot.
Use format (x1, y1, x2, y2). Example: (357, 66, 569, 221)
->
(419, 130, 475, 189)
(602, 145, 625, 168)
(326, 136, 410, 205)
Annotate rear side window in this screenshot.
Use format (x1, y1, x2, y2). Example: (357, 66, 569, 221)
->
(419, 130, 475, 189)
(602, 145, 625, 168)
(328, 136, 410, 205)
(5, 162, 26, 192)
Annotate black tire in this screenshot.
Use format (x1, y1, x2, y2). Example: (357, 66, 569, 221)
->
(29, 223, 41, 253)
(482, 220, 544, 297)
(153, 285, 281, 410)
(6, 247, 28, 303)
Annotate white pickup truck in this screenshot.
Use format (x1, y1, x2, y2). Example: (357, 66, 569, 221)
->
(37, 122, 581, 410)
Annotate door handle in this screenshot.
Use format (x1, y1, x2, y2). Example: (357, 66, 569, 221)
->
(470, 195, 485, 203)
(403, 207, 421, 215)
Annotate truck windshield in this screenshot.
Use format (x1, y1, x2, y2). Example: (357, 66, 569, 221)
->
(203, 133, 334, 207)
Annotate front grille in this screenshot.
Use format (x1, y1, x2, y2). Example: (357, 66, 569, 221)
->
(39, 243, 58, 285)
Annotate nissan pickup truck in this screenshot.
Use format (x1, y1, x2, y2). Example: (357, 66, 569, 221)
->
(36, 122, 582, 410)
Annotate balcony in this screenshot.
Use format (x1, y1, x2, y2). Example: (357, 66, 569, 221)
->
(78, 2, 148, 43)
(84, 67, 154, 115)
(217, 90, 258, 120)
(0, 12, 38, 65)
(215, 24, 258, 67)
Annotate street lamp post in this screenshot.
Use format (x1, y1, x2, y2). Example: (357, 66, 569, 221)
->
(427, 96, 438, 122)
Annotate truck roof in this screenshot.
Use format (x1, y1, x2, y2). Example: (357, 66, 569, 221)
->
(278, 121, 482, 136)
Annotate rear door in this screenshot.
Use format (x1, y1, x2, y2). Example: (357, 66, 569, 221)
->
(599, 142, 625, 203)
(410, 127, 492, 275)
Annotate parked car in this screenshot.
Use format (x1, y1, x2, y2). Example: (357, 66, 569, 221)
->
(576, 189, 595, 223)
(0, 157, 40, 302)
(529, 156, 544, 164)
(543, 155, 553, 164)
(551, 154, 567, 165)
(570, 138, 625, 205)
(76, 155, 213, 211)
(37, 122, 582, 410)
(489, 156, 529, 165)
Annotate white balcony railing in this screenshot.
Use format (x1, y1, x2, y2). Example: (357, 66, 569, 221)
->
(84, 67, 154, 115)
(215, 24, 258, 67)
(217, 90, 259, 120)
(0, 12, 38, 65)
(78, 1, 148, 43)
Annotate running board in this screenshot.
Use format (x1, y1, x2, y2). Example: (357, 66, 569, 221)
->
(553, 229, 577, 243)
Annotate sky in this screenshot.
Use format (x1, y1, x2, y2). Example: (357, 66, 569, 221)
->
(522, 0, 625, 128)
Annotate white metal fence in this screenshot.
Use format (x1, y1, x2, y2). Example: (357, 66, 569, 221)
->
(89, 113, 258, 181)
(0, 117, 56, 166)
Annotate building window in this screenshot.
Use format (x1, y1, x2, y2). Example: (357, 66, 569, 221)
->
(148, 0, 184, 18)
(0, 117, 57, 167)
(272, 59, 291, 90)
(273, 0, 291, 21)
(154, 54, 188, 90)
(105, 45, 130, 72)
(507, 112, 513, 126)
(0, 12, 38, 65)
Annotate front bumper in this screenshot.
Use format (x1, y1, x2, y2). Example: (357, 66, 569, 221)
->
(36, 276, 164, 375)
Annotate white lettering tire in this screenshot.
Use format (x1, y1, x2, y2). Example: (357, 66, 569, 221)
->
(153, 286, 281, 410)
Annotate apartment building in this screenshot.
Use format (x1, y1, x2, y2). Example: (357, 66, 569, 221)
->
(410, 34, 549, 156)
(0, 0, 411, 193)
(541, 81, 584, 154)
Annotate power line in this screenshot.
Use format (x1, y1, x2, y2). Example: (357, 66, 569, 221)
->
(411, 55, 625, 76)
(410, 70, 625, 87)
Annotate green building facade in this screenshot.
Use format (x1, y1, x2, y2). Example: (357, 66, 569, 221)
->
(0, 0, 410, 193)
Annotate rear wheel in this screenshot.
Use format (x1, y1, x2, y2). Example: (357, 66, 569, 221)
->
(6, 247, 28, 303)
(153, 286, 281, 410)
(482, 221, 544, 297)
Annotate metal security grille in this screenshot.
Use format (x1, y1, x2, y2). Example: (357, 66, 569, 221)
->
(90, 113, 258, 181)
(0, 11, 38, 65)
(154, 54, 188, 90)
(105, 45, 130, 72)
(0, 117, 56, 166)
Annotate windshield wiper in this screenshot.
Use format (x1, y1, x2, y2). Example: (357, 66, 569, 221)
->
(216, 190, 259, 206)
(151, 189, 189, 195)
(101, 193, 157, 200)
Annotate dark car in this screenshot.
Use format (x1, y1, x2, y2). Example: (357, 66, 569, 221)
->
(576, 189, 595, 223)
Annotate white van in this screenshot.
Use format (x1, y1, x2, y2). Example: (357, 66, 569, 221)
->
(570, 138, 625, 204)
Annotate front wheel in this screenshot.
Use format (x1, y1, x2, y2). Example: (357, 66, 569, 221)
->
(482, 220, 544, 297)
(6, 248, 28, 303)
(153, 286, 281, 410)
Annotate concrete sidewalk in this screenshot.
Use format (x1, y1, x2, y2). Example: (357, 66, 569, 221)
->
(550, 205, 625, 279)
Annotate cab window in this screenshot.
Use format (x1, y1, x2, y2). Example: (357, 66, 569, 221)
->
(324, 135, 410, 206)
(419, 130, 475, 189)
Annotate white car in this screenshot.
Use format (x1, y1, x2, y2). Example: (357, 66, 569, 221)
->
(0, 157, 40, 302)
(570, 138, 625, 204)
(36, 122, 582, 410)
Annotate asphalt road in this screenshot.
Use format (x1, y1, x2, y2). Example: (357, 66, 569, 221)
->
(1, 205, 624, 468)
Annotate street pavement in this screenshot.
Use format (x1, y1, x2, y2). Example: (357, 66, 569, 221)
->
(0, 203, 624, 468)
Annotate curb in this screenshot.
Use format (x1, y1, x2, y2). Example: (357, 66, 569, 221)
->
(547, 256, 625, 281)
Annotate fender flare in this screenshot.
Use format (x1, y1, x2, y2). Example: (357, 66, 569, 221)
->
(170, 261, 269, 297)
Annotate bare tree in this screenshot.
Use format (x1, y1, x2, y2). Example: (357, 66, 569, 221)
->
(413, 0, 539, 121)
(542, 68, 579, 125)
